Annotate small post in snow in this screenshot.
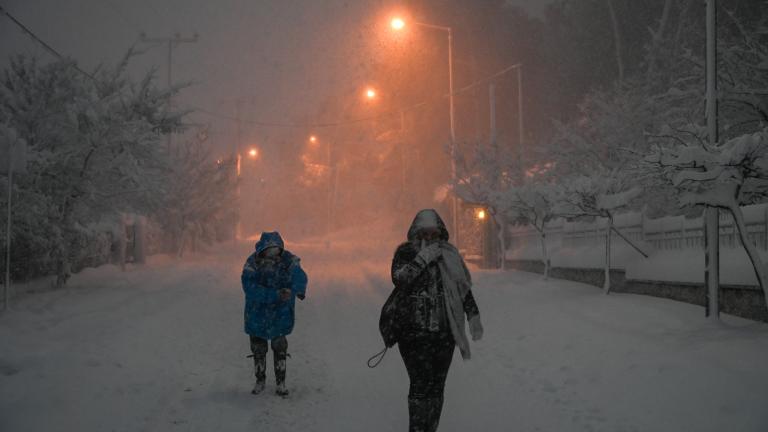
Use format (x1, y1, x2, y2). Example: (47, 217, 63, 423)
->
(2, 131, 25, 311)
(4, 155, 11, 311)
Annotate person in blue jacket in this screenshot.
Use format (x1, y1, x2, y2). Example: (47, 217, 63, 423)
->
(242, 231, 308, 396)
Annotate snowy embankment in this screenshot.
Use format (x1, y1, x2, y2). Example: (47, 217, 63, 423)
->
(1, 239, 767, 431)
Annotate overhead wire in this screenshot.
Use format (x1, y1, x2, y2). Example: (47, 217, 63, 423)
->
(0, 4, 97, 82)
(1, 3, 522, 132)
(191, 63, 522, 129)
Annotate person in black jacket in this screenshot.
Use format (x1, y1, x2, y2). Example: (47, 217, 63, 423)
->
(391, 209, 483, 432)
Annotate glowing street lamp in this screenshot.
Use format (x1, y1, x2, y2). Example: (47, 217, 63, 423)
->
(309, 135, 318, 144)
(390, 17, 405, 30)
(248, 148, 259, 159)
(476, 209, 486, 221)
(365, 87, 377, 100)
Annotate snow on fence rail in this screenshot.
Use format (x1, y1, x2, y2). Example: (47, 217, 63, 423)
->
(506, 203, 768, 252)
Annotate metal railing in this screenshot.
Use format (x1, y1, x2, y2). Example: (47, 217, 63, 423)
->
(506, 203, 768, 252)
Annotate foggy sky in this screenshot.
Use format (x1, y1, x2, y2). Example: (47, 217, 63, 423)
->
(1, 0, 550, 156)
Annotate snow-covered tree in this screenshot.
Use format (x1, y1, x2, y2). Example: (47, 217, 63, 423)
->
(639, 2, 768, 313)
(156, 134, 238, 257)
(453, 136, 520, 269)
(647, 127, 768, 309)
(0, 53, 181, 283)
(493, 181, 559, 279)
(555, 169, 642, 294)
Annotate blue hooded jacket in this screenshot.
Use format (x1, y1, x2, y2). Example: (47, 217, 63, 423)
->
(241, 232, 308, 339)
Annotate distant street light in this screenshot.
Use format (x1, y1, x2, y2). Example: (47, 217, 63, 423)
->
(309, 135, 318, 144)
(390, 17, 405, 30)
(248, 148, 259, 159)
(476, 209, 486, 221)
(365, 87, 377, 100)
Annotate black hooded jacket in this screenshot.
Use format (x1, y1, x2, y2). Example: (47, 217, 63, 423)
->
(390, 210, 480, 338)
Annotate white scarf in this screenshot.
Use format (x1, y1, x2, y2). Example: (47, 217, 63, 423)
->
(437, 242, 473, 360)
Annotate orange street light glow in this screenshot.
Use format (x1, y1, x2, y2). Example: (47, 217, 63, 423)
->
(366, 88, 377, 99)
(309, 135, 318, 144)
(391, 17, 405, 30)
(476, 209, 486, 220)
(248, 148, 259, 158)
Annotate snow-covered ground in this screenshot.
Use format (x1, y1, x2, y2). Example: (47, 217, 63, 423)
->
(2, 238, 768, 432)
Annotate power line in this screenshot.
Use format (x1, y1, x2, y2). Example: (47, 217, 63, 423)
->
(191, 63, 522, 129)
(1, 3, 522, 131)
(0, 4, 96, 81)
(190, 101, 428, 129)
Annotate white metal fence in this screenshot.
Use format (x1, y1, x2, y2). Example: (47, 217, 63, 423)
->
(506, 203, 768, 252)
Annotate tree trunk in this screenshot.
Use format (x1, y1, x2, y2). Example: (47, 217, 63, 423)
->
(55, 255, 71, 289)
(647, 0, 674, 77)
(133, 217, 146, 264)
(55, 206, 74, 287)
(729, 204, 768, 310)
(177, 224, 187, 258)
(606, 0, 625, 83)
(704, 207, 720, 318)
(604, 216, 613, 294)
(116, 221, 126, 272)
(497, 217, 506, 270)
(538, 230, 550, 280)
(491, 211, 506, 270)
(54, 233, 71, 289)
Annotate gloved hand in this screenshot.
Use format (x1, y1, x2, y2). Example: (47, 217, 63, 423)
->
(468, 315, 484, 341)
(279, 288, 292, 302)
(416, 242, 442, 266)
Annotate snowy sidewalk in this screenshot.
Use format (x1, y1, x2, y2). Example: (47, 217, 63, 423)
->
(2, 241, 767, 432)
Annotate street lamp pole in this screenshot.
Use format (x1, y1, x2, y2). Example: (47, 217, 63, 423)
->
(704, 0, 720, 319)
(414, 21, 458, 246)
(327, 138, 332, 241)
(516, 65, 524, 169)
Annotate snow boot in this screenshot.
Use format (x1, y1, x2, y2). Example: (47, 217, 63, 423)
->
(251, 356, 266, 395)
(252, 380, 266, 395)
(274, 350, 289, 397)
(275, 382, 289, 397)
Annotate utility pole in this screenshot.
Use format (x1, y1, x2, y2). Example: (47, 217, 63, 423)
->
(704, 0, 720, 319)
(489, 83, 497, 147)
(400, 110, 408, 204)
(139, 32, 199, 153)
(485, 83, 499, 269)
(447, 28, 459, 250)
(326, 137, 333, 245)
(516, 65, 524, 170)
(235, 99, 243, 241)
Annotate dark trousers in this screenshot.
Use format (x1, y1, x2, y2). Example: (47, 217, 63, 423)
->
(250, 335, 287, 385)
(398, 332, 455, 432)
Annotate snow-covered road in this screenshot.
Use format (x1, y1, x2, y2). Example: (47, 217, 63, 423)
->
(2, 239, 768, 432)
